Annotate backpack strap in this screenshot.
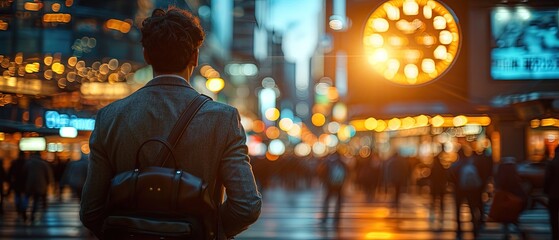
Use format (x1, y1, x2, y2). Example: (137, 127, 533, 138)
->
(157, 94, 211, 167)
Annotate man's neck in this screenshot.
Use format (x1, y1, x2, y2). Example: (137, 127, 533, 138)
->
(153, 72, 189, 82)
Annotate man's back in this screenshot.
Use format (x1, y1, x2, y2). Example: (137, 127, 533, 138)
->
(80, 77, 261, 239)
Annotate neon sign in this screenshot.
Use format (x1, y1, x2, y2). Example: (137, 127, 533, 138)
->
(45, 111, 95, 131)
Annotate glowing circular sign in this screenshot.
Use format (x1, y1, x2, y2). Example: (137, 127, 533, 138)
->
(363, 0, 461, 85)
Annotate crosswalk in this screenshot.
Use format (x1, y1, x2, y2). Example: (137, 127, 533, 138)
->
(0, 186, 553, 239)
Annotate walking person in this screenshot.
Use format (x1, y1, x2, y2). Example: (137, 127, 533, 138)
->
(449, 147, 483, 239)
(387, 151, 408, 209)
(23, 152, 53, 222)
(318, 151, 347, 224)
(80, 7, 261, 240)
(545, 147, 559, 240)
(491, 157, 528, 239)
(429, 152, 448, 224)
(7, 152, 29, 220)
(60, 154, 89, 201)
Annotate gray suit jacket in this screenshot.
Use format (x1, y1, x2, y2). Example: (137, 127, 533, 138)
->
(80, 76, 261, 239)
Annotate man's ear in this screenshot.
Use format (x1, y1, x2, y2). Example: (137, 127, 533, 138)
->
(143, 48, 151, 65)
(190, 50, 199, 67)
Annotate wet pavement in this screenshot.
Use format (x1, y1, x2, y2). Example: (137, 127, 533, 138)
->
(0, 186, 552, 239)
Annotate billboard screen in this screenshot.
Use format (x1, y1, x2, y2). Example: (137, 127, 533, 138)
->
(491, 7, 559, 80)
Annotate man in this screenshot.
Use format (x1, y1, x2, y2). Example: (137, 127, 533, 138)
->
(23, 152, 53, 222)
(80, 7, 261, 239)
(8, 152, 28, 220)
(318, 151, 347, 224)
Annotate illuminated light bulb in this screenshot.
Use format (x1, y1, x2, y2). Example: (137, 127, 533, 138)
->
(388, 118, 401, 131)
(453, 115, 468, 127)
(384, 3, 400, 20)
(423, 35, 435, 46)
(279, 118, 294, 131)
(387, 59, 400, 71)
(404, 64, 419, 79)
(439, 30, 453, 45)
(266, 126, 280, 139)
(372, 48, 388, 62)
(421, 58, 436, 73)
(312, 113, 326, 127)
(427, 0, 436, 8)
(374, 120, 386, 132)
(206, 77, 225, 92)
(433, 16, 446, 30)
(365, 117, 378, 130)
(52, 62, 65, 74)
(403, 0, 419, 16)
(402, 117, 415, 129)
(434, 45, 447, 59)
(431, 115, 444, 127)
(294, 143, 311, 157)
(265, 108, 280, 121)
(44, 56, 53, 66)
(452, 32, 460, 42)
(328, 121, 340, 134)
(415, 115, 429, 126)
(68, 56, 77, 67)
(329, 19, 343, 30)
(530, 119, 540, 128)
(404, 50, 421, 62)
(372, 18, 389, 32)
(479, 116, 491, 126)
(367, 34, 384, 47)
(423, 5, 432, 19)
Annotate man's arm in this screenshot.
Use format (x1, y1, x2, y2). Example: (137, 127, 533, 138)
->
(80, 110, 112, 238)
(219, 108, 262, 238)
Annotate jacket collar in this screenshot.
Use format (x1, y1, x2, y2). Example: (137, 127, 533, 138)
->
(143, 75, 194, 90)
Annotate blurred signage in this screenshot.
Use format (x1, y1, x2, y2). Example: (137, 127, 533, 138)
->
(45, 111, 95, 131)
(59, 127, 78, 138)
(19, 137, 46, 151)
(491, 7, 559, 80)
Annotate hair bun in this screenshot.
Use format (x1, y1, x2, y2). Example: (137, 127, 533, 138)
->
(151, 8, 166, 17)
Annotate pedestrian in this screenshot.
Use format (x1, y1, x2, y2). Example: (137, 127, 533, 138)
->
(492, 156, 528, 239)
(7, 151, 28, 220)
(387, 151, 408, 209)
(473, 146, 493, 223)
(545, 146, 559, 240)
(449, 147, 483, 239)
(80, 7, 261, 240)
(23, 152, 53, 222)
(429, 152, 448, 223)
(60, 154, 89, 201)
(49, 156, 69, 201)
(318, 151, 347, 224)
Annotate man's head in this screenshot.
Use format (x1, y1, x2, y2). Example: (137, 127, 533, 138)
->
(141, 7, 205, 75)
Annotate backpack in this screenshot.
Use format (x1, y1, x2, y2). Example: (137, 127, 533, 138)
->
(459, 159, 482, 190)
(329, 161, 346, 186)
(103, 95, 218, 240)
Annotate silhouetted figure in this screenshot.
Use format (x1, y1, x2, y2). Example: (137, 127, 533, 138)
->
(429, 153, 448, 223)
(363, 153, 382, 202)
(545, 147, 559, 240)
(50, 157, 69, 201)
(474, 148, 493, 222)
(23, 152, 53, 222)
(318, 152, 347, 224)
(387, 152, 408, 209)
(60, 154, 89, 201)
(8, 152, 29, 220)
(493, 157, 528, 239)
(449, 148, 483, 239)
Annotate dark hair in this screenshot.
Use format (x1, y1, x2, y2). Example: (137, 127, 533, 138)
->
(141, 7, 205, 73)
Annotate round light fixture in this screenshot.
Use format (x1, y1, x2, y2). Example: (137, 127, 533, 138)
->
(363, 0, 461, 85)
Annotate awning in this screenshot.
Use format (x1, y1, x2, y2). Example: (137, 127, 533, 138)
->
(0, 119, 59, 135)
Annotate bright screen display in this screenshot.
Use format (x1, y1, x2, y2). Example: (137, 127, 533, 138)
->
(491, 7, 559, 80)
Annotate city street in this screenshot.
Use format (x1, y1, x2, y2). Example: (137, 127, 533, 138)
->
(0, 185, 552, 240)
